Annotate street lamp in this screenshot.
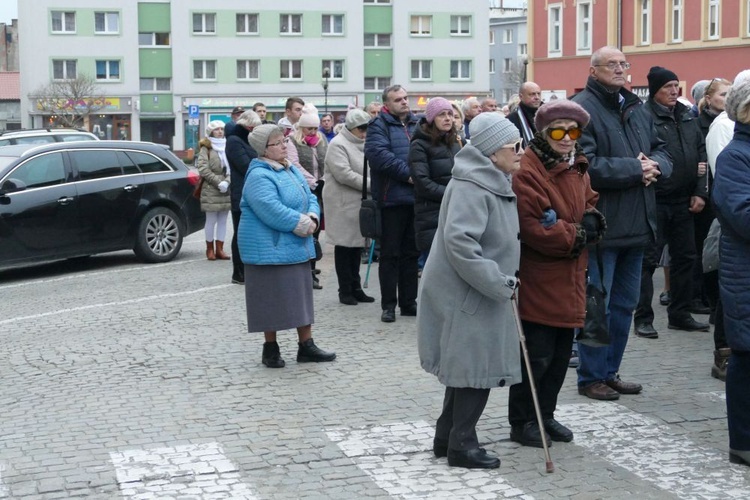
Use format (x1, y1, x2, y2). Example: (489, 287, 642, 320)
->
(522, 56, 529, 83)
(322, 67, 330, 114)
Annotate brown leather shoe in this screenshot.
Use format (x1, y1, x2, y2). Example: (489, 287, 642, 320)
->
(578, 381, 620, 400)
(605, 376, 642, 394)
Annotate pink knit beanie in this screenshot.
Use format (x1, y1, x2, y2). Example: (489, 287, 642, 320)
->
(425, 97, 454, 124)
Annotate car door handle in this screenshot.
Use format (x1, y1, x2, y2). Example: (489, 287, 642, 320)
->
(57, 196, 75, 205)
(123, 184, 138, 192)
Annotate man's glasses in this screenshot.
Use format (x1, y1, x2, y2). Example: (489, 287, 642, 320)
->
(594, 62, 631, 71)
(502, 140, 524, 155)
(267, 138, 290, 148)
(547, 127, 582, 141)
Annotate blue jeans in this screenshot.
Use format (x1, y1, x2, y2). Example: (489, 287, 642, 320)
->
(577, 246, 644, 387)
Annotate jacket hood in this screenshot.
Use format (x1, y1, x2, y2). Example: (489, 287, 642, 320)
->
(451, 145, 515, 198)
(336, 125, 364, 145)
(199, 137, 212, 149)
(226, 123, 251, 141)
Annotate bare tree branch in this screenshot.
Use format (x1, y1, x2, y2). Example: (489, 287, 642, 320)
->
(30, 75, 105, 128)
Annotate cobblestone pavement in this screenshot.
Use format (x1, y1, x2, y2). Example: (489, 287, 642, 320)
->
(0, 229, 747, 499)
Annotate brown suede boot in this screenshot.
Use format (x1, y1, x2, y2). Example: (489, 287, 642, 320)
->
(711, 348, 731, 382)
(215, 240, 230, 260)
(206, 241, 216, 260)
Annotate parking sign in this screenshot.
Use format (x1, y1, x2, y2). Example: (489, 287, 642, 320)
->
(188, 105, 200, 118)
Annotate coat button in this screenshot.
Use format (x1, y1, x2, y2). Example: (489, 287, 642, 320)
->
(498, 379, 506, 387)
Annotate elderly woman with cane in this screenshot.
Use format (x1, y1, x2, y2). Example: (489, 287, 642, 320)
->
(508, 100, 604, 448)
(417, 113, 523, 470)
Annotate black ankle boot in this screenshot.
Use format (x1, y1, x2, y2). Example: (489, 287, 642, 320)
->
(352, 289, 375, 303)
(262, 341, 285, 368)
(297, 338, 336, 362)
(339, 293, 358, 305)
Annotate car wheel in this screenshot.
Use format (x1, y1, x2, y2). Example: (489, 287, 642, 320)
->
(133, 207, 184, 263)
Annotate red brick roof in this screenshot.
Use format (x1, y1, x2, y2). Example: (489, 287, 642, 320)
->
(0, 72, 20, 100)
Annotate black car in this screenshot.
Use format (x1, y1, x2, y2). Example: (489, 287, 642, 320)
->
(0, 141, 205, 269)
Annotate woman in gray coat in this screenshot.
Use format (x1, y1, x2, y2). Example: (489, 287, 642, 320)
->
(417, 113, 523, 470)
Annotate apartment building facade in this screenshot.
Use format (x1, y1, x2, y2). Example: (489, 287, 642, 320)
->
(19, 0, 489, 149)
(489, 8, 529, 104)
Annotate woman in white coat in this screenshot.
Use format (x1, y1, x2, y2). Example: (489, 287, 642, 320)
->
(322, 109, 376, 305)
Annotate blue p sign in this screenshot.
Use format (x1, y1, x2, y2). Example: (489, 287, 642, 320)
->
(188, 105, 200, 118)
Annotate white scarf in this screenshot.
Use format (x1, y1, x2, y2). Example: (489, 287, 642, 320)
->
(209, 137, 229, 174)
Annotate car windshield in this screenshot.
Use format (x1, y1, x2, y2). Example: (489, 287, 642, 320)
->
(0, 156, 18, 173)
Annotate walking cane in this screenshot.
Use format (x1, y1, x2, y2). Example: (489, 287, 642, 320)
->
(510, 292, 555, 474)
(363, 239, 376, 288)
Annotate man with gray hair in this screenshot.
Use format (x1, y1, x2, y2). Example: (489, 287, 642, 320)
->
(461, 97, 481, 140)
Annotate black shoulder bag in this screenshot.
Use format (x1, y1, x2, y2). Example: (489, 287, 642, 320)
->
(577, 245, 610, 347)
(359, 157, 381, 239)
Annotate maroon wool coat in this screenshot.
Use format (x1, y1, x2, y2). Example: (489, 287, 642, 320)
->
(512, 148, 599, 328)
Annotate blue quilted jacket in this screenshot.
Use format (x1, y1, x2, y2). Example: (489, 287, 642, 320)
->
(238, 158, 319, 265)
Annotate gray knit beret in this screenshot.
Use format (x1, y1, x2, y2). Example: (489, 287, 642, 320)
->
(248, 124, 283, 156)
(726, 78, 750, 124)
(345, 108, 371, 130)
(469, 113, 520, 157)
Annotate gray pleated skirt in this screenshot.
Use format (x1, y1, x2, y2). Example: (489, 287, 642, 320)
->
(244, 262, 314, 332)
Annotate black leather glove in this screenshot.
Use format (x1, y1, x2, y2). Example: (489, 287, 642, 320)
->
(581, 213, 603, 243)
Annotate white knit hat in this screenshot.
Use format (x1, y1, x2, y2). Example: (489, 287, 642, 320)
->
(205, 120, 225, 137)
(298, 103, 321, 128)
(469, 113, 520, 157)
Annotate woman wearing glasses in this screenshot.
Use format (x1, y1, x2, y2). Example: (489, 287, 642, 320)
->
(508, 100, 605, 448)
(418, 113, 523, 469)
(238, 124, 336, 368)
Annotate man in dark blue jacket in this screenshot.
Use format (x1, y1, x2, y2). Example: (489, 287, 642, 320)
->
(572, 46, 672, 401)
(364, 85, 420, 322)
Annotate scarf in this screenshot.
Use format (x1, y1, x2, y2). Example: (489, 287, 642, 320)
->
(304, 134, 320, 147)
(209, 137, 229, 174)
(528, 132, 587, 172)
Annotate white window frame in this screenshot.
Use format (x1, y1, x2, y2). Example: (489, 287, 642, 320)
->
(280, 60, 303, 80)
(363, 0, 391, 3)
(489, 59, 496, 74)
(364, 33, 391, 47)
(322, 60, 344, 80)
(503, 58, 513, 73)
(707, 0, 720, 39)
(51, 11, 76, 33)
(670, 0, 683, 42)
(410, 60, 432, 81)
(548, 3, 562, 57)
(640, 0, 651, 45)
(192, 13, 216, 35)
(519, 43, 528, 56)
(140, 78, 171, 92)
(193, 60, 217, 81)
(139, 32, 170, 46)
(576, 1, 592, 55)
(237, 60, 260, 81)
(489, 30, 495, 44)
(322, 14, 344, 35)
(503, 29, 513, 43)
(280, 14, 302, 35)
(94, 12, 119, 34)
(364, 77, 391, 90)
(450, 15, 471, 36)
(450, 60, 472, 81)
(410, 15, 432, 36)
(236, 13, 259, 35)
(52, 59, 77, 80)
(95, 60, 121, 81)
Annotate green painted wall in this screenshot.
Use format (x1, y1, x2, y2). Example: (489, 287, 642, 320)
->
(364, 51, 392, 77)
(187, 57, 350, 84)
(363, 6, 392, 33)
(63, 56, 125, 82)
(191, 10, 347, 38)
(140, 93, 173, 113)
(364, 92, 382, 105)
(408, 57, 475, 84)
(139, 49, 172, 78)
(138, 3, 171, 32)
(49, 8, 123, 37)
(405, 13, 476, 39)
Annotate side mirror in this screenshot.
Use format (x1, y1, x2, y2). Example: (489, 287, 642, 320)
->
(1, 178, 26, 194)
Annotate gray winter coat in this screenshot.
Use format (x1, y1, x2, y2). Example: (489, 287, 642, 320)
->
(197, 139, 231, 212)
(417, 145, 522, 389)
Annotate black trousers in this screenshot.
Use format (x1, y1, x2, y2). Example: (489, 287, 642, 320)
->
(378, 205, 419, 311)
(435, 387, 491, 451)
(231, 210, 243, 281)
(705, 270, 727, 349)
(334, 246, 364, 295)
(508, 321, 574, 426)
(636, 202, 696, 324)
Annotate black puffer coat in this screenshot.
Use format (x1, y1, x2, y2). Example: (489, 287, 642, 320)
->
(225, 124, 257, 212)
(408, 120, 462, 251)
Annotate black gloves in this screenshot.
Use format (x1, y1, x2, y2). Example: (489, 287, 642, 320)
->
(581, 211, 606, 244)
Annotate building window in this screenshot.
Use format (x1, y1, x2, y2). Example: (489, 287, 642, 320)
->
(95, 12, 119, 34)
(639, 0, 651, 45)
(52, 59, 77, 80)
(503, 89, 514, 103)
(139, 32, 170, 46)
(410, 60, 432, 80)
(193, 13, 216, 34)
(670, 0, 683, 42)
(747, 0, 750, 36)
(410, 15, 432, 36)
(548, 4, 562, 56)
(364, 33, 391, 47)
(489, 59, 495, 74)
(193, 60, 217, 80)
(577, 1, 592, 53)
(364, 77, 391, 90)
(707, 0, 720, 39)
(322, 14, 344, 35)
(489, 31, 495, 44)
(519, 43, 528, 55)
(363, 0, 391, 3)
(450, 15, 471, 36)
(280, 14, 302, 35)
(280, 60, 303, 80)
(140, 78, 171, 92)
(96, 60, 120, 81)
(322, 60, 344, 80)
(237, 60, 260, 80)
(503, 29, 513, 43)
(236, 13, 259, 35)
(51, 11, 76, 33)
(503, 58, 513, 73)
(450, 60, 472, 80)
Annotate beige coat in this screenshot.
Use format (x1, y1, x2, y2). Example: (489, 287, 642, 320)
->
(322, 127, 367, 248)
(197, 138, 231, 212)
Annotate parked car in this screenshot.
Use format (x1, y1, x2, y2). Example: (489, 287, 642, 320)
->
(0, 128, 99, 147)
(0, 141, 205, 270)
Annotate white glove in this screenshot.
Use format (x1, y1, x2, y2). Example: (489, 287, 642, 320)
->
(293, 214, 316, 237)
(218, 180, 229, 193)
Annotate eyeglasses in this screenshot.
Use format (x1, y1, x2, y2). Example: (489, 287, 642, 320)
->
(547, 127, 582, 141)
(502, 140, 524, 155)
(267, 138, 289, 148)
(704, 77, 725, 97)
(594, 62, 631, 71)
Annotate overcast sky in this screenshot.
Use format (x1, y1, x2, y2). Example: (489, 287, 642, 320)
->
(0, 1, 18, 24)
